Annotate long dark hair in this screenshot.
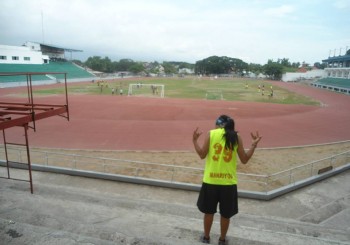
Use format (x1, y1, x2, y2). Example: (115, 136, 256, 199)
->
(216, 115, 238, 150)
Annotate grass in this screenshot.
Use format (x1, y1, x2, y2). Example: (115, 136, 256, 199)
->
(31, 77, 320, 105)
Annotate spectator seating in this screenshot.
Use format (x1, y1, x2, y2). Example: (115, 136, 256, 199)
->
(311, 77, 350, 94)
(0, 61, 95, 84)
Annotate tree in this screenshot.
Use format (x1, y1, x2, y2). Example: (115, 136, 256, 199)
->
(278, 58, 291, 67)
(195, 56, 248, 75)
(263, 61, 284, 80)
(128, 62, 145, 74)
(101, 56, 114, 73)
(85, 56, 104, 72)
(173, 62, 194, 70)
(248, 63, 263, 75)
(84, 56, 114, 72)
(162, 62, 177, 74)
(291, 62, 301, 68)
(314, 62, 326, 69)
(115, 59, 135, 71)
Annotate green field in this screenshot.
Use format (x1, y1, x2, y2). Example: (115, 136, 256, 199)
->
(33, 77, 320, 106)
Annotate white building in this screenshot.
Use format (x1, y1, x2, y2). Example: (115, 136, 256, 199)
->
(322, 52, 350, 79)
(0, 43, 49, 64)
(282, 69, 326, 82)
(178, 68, 194, 74)
(0, 42, 82, 65)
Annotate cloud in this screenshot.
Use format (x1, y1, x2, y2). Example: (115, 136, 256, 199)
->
(333, 0, 350, 10)
(1, 0, 349, 65)
(263, 5, 296, 18)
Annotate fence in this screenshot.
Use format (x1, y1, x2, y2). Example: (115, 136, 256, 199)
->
(0, 145, 349, 200)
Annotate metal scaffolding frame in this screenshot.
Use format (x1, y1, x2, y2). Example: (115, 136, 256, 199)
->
(0, 72, 70, 193)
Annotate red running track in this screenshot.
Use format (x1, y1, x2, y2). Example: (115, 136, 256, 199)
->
(1, 81, 350, 151)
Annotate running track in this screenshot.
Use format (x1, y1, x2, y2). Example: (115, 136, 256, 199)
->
(1, 81, 350, 151)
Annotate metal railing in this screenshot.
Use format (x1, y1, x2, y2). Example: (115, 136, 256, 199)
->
(0, 145, 349, 199)
(265, 151, 349, 187)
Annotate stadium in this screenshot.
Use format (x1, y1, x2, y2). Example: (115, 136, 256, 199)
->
(0, 42, 94, 87)
(1, 42, 350, 244)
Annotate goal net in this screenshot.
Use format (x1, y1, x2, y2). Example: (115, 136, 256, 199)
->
(128, 83, 165, 98)
(206, 90, 223, 100)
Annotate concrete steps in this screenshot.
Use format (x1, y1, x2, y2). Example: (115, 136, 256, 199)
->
(1, 170, 349, 244)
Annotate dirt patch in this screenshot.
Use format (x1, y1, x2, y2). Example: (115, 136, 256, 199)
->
(31, 140, 350, 175)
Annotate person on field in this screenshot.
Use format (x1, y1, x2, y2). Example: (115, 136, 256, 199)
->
(192, 115, 262, 245)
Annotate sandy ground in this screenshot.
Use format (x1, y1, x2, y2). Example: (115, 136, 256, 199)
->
(32, 140, 350, 175)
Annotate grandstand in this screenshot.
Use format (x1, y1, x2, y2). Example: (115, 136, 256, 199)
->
(311, 49, 350, 94)
(322, 50, 350, 79)
(311, 77, 350, 94)
(0, 62, 95, 85)
(0, 42, 95, 87)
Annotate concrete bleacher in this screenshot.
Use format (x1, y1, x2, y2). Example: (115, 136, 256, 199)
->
(316, 78, 350, 88)
(0, 168, 349, 245)
(0, 61, 95, 84)
(311, 78, 350, 94)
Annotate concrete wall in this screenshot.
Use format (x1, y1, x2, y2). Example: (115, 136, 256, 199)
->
(0, 44, 49, 64)
(282, 69, 326, 82)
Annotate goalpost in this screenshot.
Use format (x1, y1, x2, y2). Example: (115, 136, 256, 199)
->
(128, 83, 165, 98)
(206, 90, 223, 100)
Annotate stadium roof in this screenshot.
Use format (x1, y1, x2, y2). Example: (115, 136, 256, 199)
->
(322, 54, 350, 63)
(31, 42, 83, 52)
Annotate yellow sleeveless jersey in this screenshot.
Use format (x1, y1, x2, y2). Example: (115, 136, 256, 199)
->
(203, 128, 238, 185)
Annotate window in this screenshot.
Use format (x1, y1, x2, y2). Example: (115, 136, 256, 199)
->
(24, 57, 30, 61)
(12, 56, 19, 60)
(0, 55, 7, 60)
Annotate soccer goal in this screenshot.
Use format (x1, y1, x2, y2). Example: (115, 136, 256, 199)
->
(206, 90, 223, 100)
(128, 83, 165, 98)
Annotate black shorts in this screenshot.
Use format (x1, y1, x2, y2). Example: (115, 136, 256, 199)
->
(197, 182, 238, 218)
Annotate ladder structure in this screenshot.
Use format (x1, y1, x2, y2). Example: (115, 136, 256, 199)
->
(0, 72, 70, 193)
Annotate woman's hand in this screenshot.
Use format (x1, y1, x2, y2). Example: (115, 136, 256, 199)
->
(250, 131, 262, 147)
(193, 127, 202, 142)
(193, 127, 209, 159)
(237, 132, 262, 164)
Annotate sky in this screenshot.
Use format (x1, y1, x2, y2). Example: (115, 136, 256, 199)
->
(1, 0, 349, 65)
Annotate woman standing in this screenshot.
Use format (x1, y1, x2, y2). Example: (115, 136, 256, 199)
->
(193, 115, 262, 245)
